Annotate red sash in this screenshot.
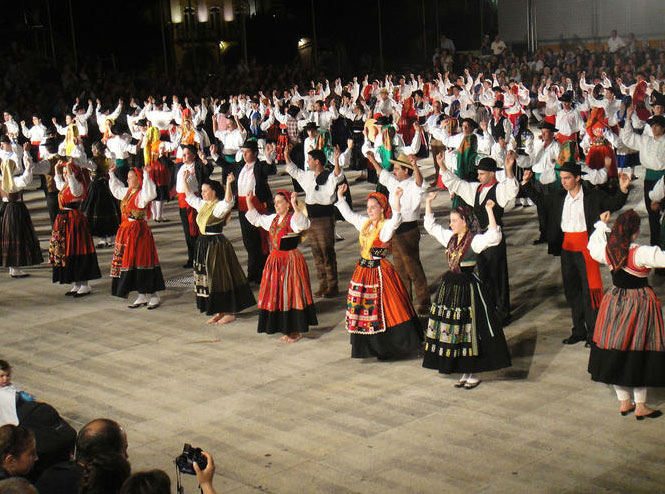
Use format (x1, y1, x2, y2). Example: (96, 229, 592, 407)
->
(562, 232, 603, 309)
(177, 193, 200, 237)
(238, 195, 270, 254)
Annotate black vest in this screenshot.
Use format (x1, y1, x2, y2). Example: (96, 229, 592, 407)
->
(473, 184, 504, 229)
(490, 117, 507, 141)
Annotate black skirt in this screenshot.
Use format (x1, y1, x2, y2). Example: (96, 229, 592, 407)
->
(194, 234, 256, 315)
(0, 201, 44, 267)
(350, 317, 423, 359)
(423, 270, 512, 374)
(81, 177, 121, 237)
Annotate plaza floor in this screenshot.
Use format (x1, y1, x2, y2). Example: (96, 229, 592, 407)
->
(2, 161, 664, 493)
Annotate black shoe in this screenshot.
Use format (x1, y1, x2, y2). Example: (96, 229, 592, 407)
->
(10, 274, 30, 279)
(532, 237, 546, 245)
(562, 335, 586, 345)
(73, 291, 91, 298)
(636, 410, 662, 421)
(182, 262, 193, 269)
(65, 290, 77, 296)
(464, 380, 481, 389)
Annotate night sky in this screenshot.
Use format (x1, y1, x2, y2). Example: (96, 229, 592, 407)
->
(1, 0, 496, 73)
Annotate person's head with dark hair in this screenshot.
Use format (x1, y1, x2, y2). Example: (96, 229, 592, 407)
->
(0, 361, 11, 388)
(76, 419, 127, 463)
(201, 179, 224, 202)
(307, 149, 326, 172)
(0, 477, 38, 494)
(606, 209, 641, 272)
(0, 425, 38, 477)
(119, 470, 170, 494)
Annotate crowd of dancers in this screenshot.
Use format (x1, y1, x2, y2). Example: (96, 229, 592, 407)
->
(2, 50, 665, 418)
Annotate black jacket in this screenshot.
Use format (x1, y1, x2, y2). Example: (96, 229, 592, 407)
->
(223, 159, 276, 210)
(524, 183, 628, 256)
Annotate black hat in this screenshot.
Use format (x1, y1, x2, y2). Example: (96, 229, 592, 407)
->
(651, 90, 665, 108)
(539, 121, 559, 133)
(559, 91, 574, 103)
(413, 89, 424, 99)
(477, 157, 502, 172)
(557, 159, 586, 176)
(136, 118, 148, 127)
(240, 139, 258, 153)
(460, 117, 478, 128)
(493, 100, 504, 109)
(492, 86, 504, 93)
(647, 115, 665, 128)
(0, 135, 10, 144)
(219, 103, 230, 114)
(304, 121, 318, 132)
(376, 115, 392, 126)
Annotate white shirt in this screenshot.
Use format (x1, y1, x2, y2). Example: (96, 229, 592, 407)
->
(530, 138, 561, 184)
(286, 161, 344, 205)
(215, 128, 247, 158)
(21, 123, 47, 143)
(176, 161, 199, 194)
(439, 169, 519, 210)
(378, 170, 426, 222)
(105, 135, 137, 160)
(620, 119, 665, 171)
(185, 196, 234, 233)
(424, 213, 502, 253)
(108, 170, 157, 209)
(561, 187, 586, 233)
(245, 209, 310, 234)
(555, 108, 583, 136)
(237, 161, 257, 196)
(607, 35, 626, 53)
(335, 199, 402, 246)
(588, 221, 665, 268)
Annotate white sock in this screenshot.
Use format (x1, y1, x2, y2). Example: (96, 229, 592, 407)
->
(77, 282, 91, 294)
(466, 374, 480, 384)
(70, 284, 80, 293)
(460, 373, 470, 381)
(133, 293, 148, 305)
(151, 202, 158, 219)
(148, 293, 160, 305)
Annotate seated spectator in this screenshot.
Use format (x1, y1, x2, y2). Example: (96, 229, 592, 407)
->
(0, 477, 37, 494)
(0, 425, 38, 480)
(0, 361, 35, 427)
(120, 452, 216, 494)
(35, 418, 130, 494)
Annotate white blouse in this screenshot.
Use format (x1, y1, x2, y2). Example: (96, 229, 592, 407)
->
(245, 209, 310, 233)
(185, 194, 234, 217)
(108, 170, 157, 209)
(588, 221, 665, 268)
(54, 173, 84, 197)
(423, 213, 502, 253)
(335, 199, 402, 243)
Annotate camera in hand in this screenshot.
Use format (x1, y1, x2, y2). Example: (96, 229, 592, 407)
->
(175, 443, 207, 475)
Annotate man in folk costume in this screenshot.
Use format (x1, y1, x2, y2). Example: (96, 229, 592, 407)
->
(431, 117, 481, 207)
(621, 108, 665, 251)
(361, 116, 422, 197)
(522, 161, 630, 345)
(272, 104, 302, 164)
(284, 144, 344, 297)
(555, 91, 583, 145)
(367, 152, 430, 315)
(175, 144, 213, 268)
(438, 153, 519, 324)
(222, 139, 276, 283)
(214, 114, 247, 166)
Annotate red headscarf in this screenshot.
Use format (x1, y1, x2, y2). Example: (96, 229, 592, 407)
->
(129, 167, 143, 189)
(366, 191, 392, 219)
(275, 189, 293, 211)
(606, 209, 641, 271)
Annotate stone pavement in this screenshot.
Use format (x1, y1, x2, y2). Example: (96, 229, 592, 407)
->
(1, 162, 664, 494)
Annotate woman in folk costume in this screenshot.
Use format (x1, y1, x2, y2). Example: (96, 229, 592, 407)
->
(143, 126, 171, 222)
(422, 194, 511, 388)
(246, 189, 317, 342)
(581, 107, 618, 183)
(398, 96, 417, 146)
(49, 160, 102, 297)
(587, 210, 665, 420)
(335, 184, 422, 359)
(0, 155, 43, 278)
(184, 173, 255, 325)
(81, 141, 121, 248)
(108, 163, 165, 309)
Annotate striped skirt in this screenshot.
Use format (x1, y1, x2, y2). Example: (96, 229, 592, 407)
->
(0, 202, 43, 267)
(49, 209, 101, 284)
(589, 287, 665, 387)
(346, 258, 422, 359)
(257, 248, 317, 334)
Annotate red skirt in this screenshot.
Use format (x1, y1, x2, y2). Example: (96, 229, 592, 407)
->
(111, 219, 164, 296)
(587, 144, 618, 178)
(49, 209, 101, 283)
(257, 248, 318, 334)
(111, 219, 160, 274)
(346, 258, 417, 334)
(150, 160, 171, 188)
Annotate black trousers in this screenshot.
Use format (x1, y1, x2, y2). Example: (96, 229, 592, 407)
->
(238, 210, 266, 283)
(477, 236, 511, 321)
(644, 178, 661, 246)
(533, 181, 554, 240)
(46, 192, 59, 225)
(179, 208, 197, 264)
(561, 249, 598, 340)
